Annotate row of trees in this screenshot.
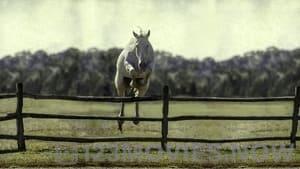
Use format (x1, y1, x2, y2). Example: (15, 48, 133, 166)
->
(0, 46, 300, 96)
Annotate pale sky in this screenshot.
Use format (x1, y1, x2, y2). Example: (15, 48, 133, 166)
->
(0, 0, 299, 60)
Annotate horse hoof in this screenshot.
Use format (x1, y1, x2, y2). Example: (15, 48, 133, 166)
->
(133, 119, 140, 125)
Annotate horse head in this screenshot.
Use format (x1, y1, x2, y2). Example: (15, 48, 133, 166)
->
(132, 30, 153, 71)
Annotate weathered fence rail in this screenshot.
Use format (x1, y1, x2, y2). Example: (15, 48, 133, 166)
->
(170, 96, 295, 102)
(23, 92, 162, 102)
(24, 135, 162, 143)
(167, 136, 293, 143)
(0, 113, 16, 122)
(22, 112, 162, 121)
(0, 93, 15, 99)
(0, 83, 299, 151)
(23, 93, 295, 102)
(1, 112, 295, 121)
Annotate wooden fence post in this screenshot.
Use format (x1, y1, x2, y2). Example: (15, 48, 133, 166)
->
(16, 83, 26, 151)
(291, 86, 300, 148)
(161, 85, 169, 151)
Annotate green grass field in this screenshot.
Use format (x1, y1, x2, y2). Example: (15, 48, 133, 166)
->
(1, 98, 300, 168)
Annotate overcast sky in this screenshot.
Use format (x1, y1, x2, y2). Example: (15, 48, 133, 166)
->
(0, 0, 299, 60)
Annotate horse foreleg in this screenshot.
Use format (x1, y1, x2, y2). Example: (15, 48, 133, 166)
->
(134, 98, 140, 125)
(118, 101, 125, 132)
(115, 79, 126, 132)
(133, 81, 149, 125)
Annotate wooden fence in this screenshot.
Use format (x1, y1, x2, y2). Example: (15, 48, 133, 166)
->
(0, 83, 300, 152)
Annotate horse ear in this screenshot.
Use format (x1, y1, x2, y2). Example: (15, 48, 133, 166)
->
(146, 30, 150, 38)
(133, 31, 139, 38)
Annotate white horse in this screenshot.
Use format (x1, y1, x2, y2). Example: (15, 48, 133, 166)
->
(114, 29, 154, 131)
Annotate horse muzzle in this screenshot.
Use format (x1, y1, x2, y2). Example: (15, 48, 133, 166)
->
(138, 62, 147, 71)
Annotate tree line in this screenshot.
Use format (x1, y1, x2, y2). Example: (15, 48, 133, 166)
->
(0, 46, 300, 97)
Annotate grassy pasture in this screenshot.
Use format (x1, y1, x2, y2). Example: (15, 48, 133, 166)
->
(1, 98, 300, 167)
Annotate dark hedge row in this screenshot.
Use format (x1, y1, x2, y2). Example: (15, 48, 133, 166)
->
(1, 46, 300, 97)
